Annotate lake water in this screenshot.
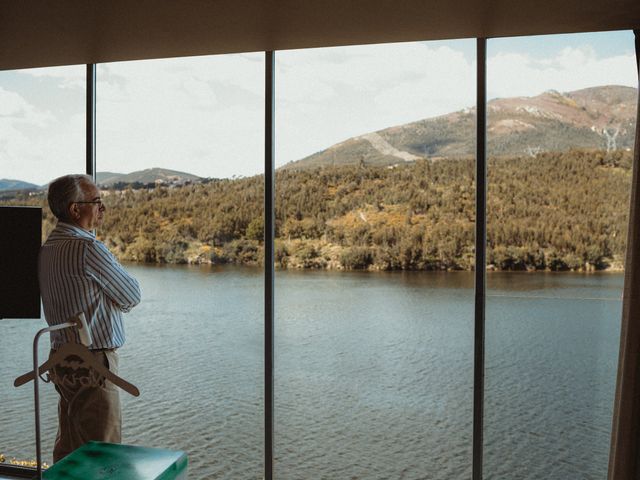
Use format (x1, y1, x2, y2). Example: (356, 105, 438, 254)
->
(0, 266, 622, 479)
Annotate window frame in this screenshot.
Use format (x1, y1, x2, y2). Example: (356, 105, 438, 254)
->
(5, 33, 636, 480)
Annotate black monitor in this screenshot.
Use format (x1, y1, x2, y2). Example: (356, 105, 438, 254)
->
(0, 206, 42, 319)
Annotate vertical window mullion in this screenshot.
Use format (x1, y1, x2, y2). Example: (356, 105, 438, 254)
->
(264, 50, 275, 480)
(473, 37, 487, 480)
(86, 64, 96, 180)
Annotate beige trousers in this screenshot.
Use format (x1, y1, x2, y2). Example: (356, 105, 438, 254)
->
(49, 349, 121, 463)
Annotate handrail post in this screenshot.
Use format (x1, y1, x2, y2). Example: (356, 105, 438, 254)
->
(32, 321, 76, 479)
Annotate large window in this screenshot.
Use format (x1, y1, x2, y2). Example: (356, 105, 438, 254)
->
(274, 40, 476, 479)
(95, 53, 265, 479)
(0, 64, 85, 468)
(0, 30, 637, 480)
(484, 31, 636, 478)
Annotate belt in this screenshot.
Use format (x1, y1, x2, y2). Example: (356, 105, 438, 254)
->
(51, 345, 117, 353)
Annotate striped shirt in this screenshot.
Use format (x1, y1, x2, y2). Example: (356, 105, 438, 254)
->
(39, 222, 141, 350)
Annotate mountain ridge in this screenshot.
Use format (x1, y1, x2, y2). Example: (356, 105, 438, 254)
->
(284, 85, 637, 170)
(0, 179, 40, 192)
(1, 85, 636, 189)
(1, 168, 203, 193)
(96, 167, 202, 187)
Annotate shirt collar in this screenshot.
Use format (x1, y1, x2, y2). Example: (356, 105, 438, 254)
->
(54, 221, 96, 240)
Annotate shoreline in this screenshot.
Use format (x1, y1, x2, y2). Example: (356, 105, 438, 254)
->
(110, 237, 627, 274)
(123, 256, 625, 273)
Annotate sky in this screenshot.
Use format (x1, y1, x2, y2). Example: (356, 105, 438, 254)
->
(0, 30, 637, 185)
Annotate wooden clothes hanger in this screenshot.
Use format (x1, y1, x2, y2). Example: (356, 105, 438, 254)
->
(14, 342, 140, 397)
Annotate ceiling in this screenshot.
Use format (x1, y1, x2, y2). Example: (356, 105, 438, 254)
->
(1, 0, 639, 71)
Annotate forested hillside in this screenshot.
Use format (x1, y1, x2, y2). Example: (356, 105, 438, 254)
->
(5, 149, 631, 271)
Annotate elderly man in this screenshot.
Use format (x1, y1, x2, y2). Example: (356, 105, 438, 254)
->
(39, 174, 141, 462)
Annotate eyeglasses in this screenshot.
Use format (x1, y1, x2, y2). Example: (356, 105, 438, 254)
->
(74, 200, 105, 209)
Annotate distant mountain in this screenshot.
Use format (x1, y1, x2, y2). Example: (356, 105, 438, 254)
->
(97, 168, 202, 187)
(284, 85, 637, 170)
(96, 171, 124, 185)
(0, 179, 40, 191)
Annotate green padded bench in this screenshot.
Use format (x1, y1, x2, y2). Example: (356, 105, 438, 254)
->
(42, 442, 187, 480)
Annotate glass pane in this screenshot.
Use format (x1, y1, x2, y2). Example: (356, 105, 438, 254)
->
(96, 53, 264, 478)
(485, 30, 637, 478)
(0, 64, 85, 468)
(275, 40, 476, 479)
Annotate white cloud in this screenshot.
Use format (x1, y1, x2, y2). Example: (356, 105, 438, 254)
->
(487, 46, 637, 99)
(0, 88, 30, 117)
(0, 122, 83, 185)
(0, 87, 54, 126)
(0, 86, 81, 185)
(19, 65, 86, 89)
(95, 54, 264, 179)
